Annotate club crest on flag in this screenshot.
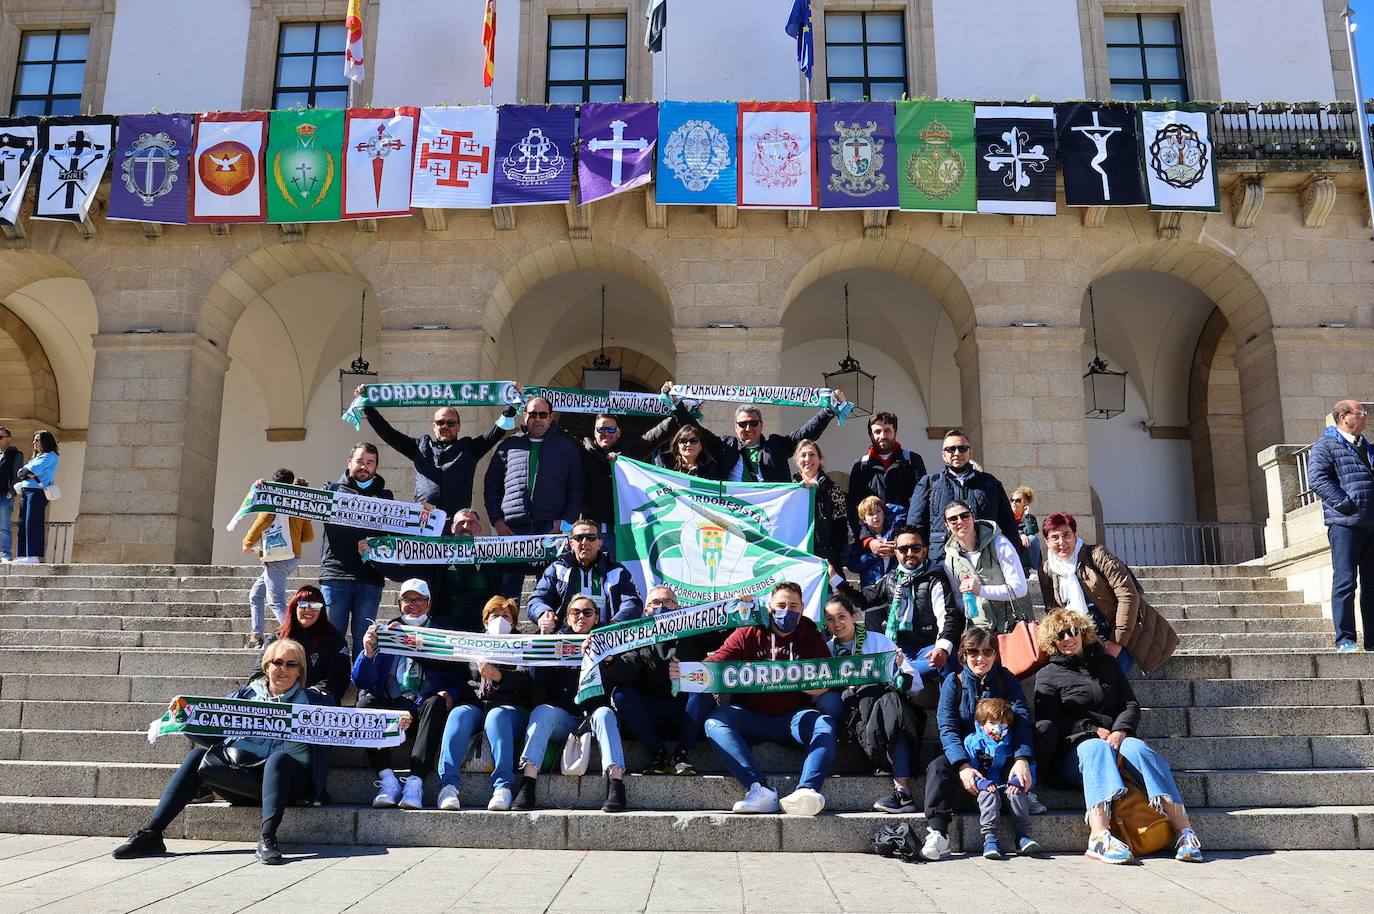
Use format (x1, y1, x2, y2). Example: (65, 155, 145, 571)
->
(906, 118, 965, 200)
(273, 122, 336, 212)
(827, 119, 887, 196)
(684, 667, 713, 689)
(199, 141, 254, 196)
(750, 127, 804, 188)
(501, 127, 564, 186)
(1148, 122, 1209, 190)
(120, 132, 180, 206)
(663, 119, 730, 192)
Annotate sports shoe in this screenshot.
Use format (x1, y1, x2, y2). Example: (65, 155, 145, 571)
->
(111, 828, 165, 859)
(673, 747, 696, 776)
(919, 829, 950, 861)
(245, 634, 265, 650)
(872, 788, 916, 814)
(512, 776, 537, 810)
(640, 747, 673, 775)
(1336, 640, 1361, 653)
(255, 836, 283, 865)
(487, 787, 513, 811)
(780, 786, 825, 817)
(1174, 827, 1204, 862)
(1085, 830, 1133, 864)
(372, 769, 401, 808)
(1026, 791, 1047, 815)
(398, 775, 424, 810)
(1017, 835, 1042, 855)
(982, 834, 1002, 859)
(731, 782, 780, 814)
(437, 785, 461, 811)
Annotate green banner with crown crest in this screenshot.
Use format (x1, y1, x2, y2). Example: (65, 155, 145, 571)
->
(267, 108, 344, 223)
(896, 101, 976, 213)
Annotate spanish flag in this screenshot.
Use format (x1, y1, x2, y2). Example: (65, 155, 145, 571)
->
(482, 0, 497, 88)
(344, 0, 365, 84)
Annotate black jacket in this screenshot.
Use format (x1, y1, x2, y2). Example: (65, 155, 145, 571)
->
(363, 406, 510, 516)
(693, 409, 834, 483)
(909, 467, 1021, 560)
(579, 411, 680, 524)
(846, 447, 927, 535)
(530, 625, 607, 714)
(252, 625, 352, 705)
(797, 471, 848, 573)
(1034, 642, 1141, 750)
(0, 446, 22, 492)
(861, 563, 963, 655)
(319, 473, 393, 585)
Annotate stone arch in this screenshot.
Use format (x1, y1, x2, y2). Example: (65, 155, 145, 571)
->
(0, 303, 59, 426)
(0, 250, 82, 302)
(1189, 307, 1251, 522)
(547, 347, 671, 392)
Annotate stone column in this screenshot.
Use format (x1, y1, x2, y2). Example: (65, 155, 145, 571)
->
(75, 332, 230, 563)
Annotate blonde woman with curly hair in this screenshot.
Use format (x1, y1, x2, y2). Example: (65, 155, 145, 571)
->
(1033, 609, 1201, 865)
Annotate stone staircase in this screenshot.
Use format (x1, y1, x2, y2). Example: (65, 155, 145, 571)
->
(0, 562, 1370, 853)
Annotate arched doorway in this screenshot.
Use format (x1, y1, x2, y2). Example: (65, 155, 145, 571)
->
(545, 347, 672, 441)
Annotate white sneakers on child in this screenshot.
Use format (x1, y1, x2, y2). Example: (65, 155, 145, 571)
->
(372, 769, 401, 808)
(437, 785, 461, 811)
(731, 782, 780, 814)
(398, 775, 424, 810)
(779, 787, 826, 817)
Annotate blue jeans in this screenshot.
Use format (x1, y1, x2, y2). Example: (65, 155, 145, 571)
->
(249, 558, 298, 637)
(813, 690, 913, 779)
(16, 488, 46, 560)
(911, 643, 961, 687)
(437, 704, 527, 791)
(0, 494, 12, 558)
(1328, 524, 1374, 648)
(611, 686, 715, 753)
(704, 704, 837, 791)
(521, 704, 626, 775)
(321, 580, 384, 660)
(1068, 736, 1183, 813)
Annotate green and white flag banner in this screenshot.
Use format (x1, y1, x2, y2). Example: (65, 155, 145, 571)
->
(342, 380, 522, 429)
(376, 623, 585, 667)
(613, 458, 829, 621)
(662, 384, 853, 424)
(147, 696, 408, 748)
(574, 596, 770, 704)
(676, 652, 899, 694)
(364, 534, 564, 566)
(525, 386, 689, 418)
(226, 481, 447, 537)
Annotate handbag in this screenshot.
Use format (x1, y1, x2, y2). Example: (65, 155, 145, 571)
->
(43, 484, 61, 502)
(196, 743, 267, 804)
(560, 718, 594, 776)
(996, 620, 1048, 678)
(1109, 755, 1176, 856)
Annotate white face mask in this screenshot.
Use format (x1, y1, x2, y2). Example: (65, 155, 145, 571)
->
(401, 612, 429, 627)
(486, 615, 513, 635)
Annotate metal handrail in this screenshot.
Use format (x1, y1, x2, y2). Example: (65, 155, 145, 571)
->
(1294, 443, 1318, 508)
(1103, 522, 1264, 566)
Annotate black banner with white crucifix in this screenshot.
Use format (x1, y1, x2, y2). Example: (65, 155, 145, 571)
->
(1056, 103, 1145, 207)
(974, 105, 1056, 215)
(0, 117, 39, 227)
(34, 116, 116, 222)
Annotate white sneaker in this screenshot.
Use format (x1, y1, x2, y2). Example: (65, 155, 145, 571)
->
(920, 829, 950, 861)
(779, 786, 825, 817)
(372, 769, 401, 808)
(487, 787, 513, 811)
(398, 775, 424, 810)
(437, 785, 461, 811)
(731, 782, 780, 814)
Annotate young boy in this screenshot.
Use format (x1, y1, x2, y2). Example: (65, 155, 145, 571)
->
(962, 698, 1040, 859)
(847, 496, 905, 588)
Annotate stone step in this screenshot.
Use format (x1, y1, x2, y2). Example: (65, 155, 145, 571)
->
(1133, 565, 1270, 578)
(0, 649, 254, 678)
(0, 629, 255, 650)
(1156, 604, 1325, 620)
(1167, 632, 1331, 651)
(1156, 651, 1374, 680)
(0, 615, 241, 633)
(0, 673, 244, 703)
(1135, 678, 1374, 708)
(0, 601, 241, 619)
(1148, 589, 1308, 606)
(0, 796, 1365, 852)
(1168, 618, 1330, 634)
(1136, 577, 1292, 592)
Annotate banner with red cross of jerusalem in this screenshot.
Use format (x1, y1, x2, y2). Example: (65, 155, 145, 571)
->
(410, 106, 496, 209)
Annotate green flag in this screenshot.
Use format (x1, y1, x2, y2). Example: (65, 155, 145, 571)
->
(267, 108, 344, 223)
(896, 101, 976, 212)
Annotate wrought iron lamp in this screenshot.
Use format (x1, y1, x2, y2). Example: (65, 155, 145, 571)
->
(339, 289, 377, 411)
(822, 283, 875, 416)
(1083, 285, 1126, 419)
(581, 285, 622, 390)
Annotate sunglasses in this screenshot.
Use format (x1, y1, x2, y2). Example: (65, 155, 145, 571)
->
(266, 658, 301, 669)
(297, 601, 324, 611)
(570, 607, 600, 618)
(1055, 628, 1081, 640)
(1010, 497, 1024, 503)
(526, 410, 551, 419)
(895, 544, 926, 553)
(433, 419, 458, 427)
(964, 647, 997, 659)
(648, 599, 679, 608)
(736, 419, 761, 429)
(678, 438, 700, 445)
(943, 444, 971, 454)
(570, 533, 600, 542)
(595, 426, 618, 434)
(945, 511, 973, 524)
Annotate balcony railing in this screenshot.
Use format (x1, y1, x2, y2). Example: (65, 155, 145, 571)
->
(1103, 522, 1265, 566)
(1210, 101, 1366, 161)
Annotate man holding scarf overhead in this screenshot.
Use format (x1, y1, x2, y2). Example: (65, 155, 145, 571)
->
(862, 525, 964, 694)
(691, 391, 845, 483)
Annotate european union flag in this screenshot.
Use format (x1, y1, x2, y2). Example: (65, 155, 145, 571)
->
(785, 0, 813, 80)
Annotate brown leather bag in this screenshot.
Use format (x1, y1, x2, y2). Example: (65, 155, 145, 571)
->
(1109, 755, 1176, 856)
(996, 620, 1048, 677)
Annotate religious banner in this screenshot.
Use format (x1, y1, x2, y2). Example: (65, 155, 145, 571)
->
(411, 105, 497, 209)
(524, 386, 683, 418)
(1139, 106, 1220, 213)
(1056, 103, 1145, 207)
(492, 105, 576, 206)
(656, 101, 737, 206)
(189, 112, 268, 224)
(363, 534, 565, 566)
(676, 652, 899, 694)
(738, 102, 816, 209)
(575, 597, 769, 704)
(895, 101, 975, 213)
(376, 623, 585, 667)
(107, 113, 193, 224)
(816, 102, 898, 210)
(975, 105, 1057, 215)
(613, 457, 829, 620)
(148, 696, 407, 749)
(225, 481, 447, 537)
(342, 106, 418, 219)
(266, 108, 343, 223)
(0, 119, 38, 227)
(33, 117, 115, 221)
(342, 379, 522, 429)
(578, 102, 658, 204)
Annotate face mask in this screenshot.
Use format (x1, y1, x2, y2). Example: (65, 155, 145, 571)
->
(353, 475, 375, 488)
(486, 615, 513, 635)
(401, 612, 429, 627)
(772, 609, 800, 634)
(987, 723, 1008, 741)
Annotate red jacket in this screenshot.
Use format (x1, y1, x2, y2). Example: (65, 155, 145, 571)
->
(707, 616, 831, 716)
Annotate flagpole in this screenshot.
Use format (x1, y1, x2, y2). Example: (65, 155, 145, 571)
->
(1343, 6, 1374, 235)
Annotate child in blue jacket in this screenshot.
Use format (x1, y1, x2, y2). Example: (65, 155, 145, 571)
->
(962, 697, 1039, 859)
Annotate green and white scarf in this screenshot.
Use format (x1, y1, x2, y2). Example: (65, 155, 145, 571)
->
(375, 623, 585, 667)
(832, 623, 869, 657)
(525, 386, 691, 418)
(226, 481, 447, 537)
(676, 652, 898, 694)
(363, 534, 564, 566)
(574, 597, 770, 704)
(147, 695, 407, 748)
(342, 380, 522, 429)
(886, 565, 924, 639)
(663, 384, 854, 424)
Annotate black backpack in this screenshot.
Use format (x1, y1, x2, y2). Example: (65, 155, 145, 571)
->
(870, 822, 925, 862)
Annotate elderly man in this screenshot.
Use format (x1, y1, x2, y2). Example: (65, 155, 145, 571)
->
(527, 518, 642, 627)
(908, 428, 1020, 563)
(1308, 399, 1374, 652)
(484, 397, 584, 599)
(693, 392, 845, 483)
(357, 383, 516, 517)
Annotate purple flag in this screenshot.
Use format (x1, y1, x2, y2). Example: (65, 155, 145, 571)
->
(816, 102, 898, 210)
(107, 113, 192, 224)
(492, 105, 576, 207)
(578, 102, 657, 205)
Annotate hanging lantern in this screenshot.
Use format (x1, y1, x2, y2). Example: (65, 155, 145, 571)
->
(821, 283, 876, 416)
(581, 285, 622, 391)
(339, 289, 377, 411)
(1083, 286, 1125, 419)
